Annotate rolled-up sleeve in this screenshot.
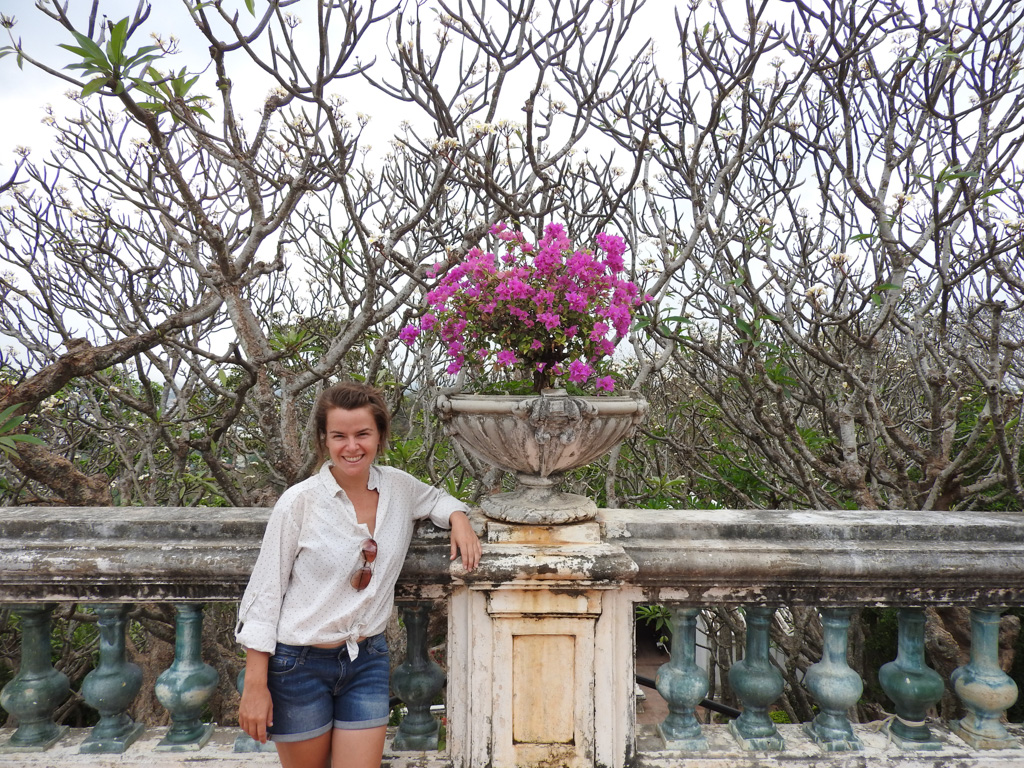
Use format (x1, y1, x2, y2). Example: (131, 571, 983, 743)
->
(235, 498, 302, 653)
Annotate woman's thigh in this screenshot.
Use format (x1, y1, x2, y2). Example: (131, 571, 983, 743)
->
(332, 726, 387, 768)
(276, 729, 331, 768)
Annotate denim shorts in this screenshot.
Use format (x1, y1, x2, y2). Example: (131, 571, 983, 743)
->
(265, 633, 390, 742)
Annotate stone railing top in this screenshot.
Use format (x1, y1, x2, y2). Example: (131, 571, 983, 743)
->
(0, 506, 268, 540)
(602, 507, 1024, 606)
(601, 507, 1024, 542)
(0, 506, 455, 603)
(3, 505, 1024, 606)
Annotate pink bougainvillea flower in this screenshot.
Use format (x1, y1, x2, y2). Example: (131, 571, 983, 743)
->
(596, 232, 626, 274)
(542, 222, 567, 241)
(568, 360, 594, 383)
(566, 291, 588, 312)
(508, 277, 534, 300)
(496, 349, 518, 366)
(566, 248, 595, 268)
(595, 376, 615, 392)
(415, 221, 647, 392)
(537, 312, 561, 331)
(534, 289, 556, 308)
(399, 325, 420, 344)
(606, 304, 631, 335)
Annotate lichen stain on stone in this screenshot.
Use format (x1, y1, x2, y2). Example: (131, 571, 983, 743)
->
(523, 743, 578, 768)
(548, 587, 588, 598)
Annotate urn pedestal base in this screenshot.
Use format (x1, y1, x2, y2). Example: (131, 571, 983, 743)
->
(481, 480, 597, 525)
(447, 517, 638, 768)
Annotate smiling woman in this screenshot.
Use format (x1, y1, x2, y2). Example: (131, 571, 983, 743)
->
(318, 389, 390, 489)
(325, 405, 381, 483)
(234, 381, 481, 768)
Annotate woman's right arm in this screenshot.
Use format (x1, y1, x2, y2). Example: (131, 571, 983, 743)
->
(238, 648, 273, 743)
(235, 496, 303, 653)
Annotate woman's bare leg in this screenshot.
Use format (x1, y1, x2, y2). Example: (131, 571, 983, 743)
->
(331, 726, 387, 768)
(275, 730, 332, 768)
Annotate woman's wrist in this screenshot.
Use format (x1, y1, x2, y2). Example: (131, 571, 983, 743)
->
(244, 648, 270, 685)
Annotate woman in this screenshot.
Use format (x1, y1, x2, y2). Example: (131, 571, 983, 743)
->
(236, 382, 482, 768)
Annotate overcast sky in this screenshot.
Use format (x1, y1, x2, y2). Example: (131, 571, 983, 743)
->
(0, 0, 682, 177)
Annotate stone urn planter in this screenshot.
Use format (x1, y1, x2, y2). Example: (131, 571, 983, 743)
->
(436, 388, 647, 524)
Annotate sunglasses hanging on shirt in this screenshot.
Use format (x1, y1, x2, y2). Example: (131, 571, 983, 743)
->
(350, 537, 377, 590)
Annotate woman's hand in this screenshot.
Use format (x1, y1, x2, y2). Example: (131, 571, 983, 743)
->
(449, 510, 482, 571)
(239, 649, 274, 743)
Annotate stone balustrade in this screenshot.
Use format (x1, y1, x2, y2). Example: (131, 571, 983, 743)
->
(2, 505, 1024, 767)
(0, 506, 454, 766)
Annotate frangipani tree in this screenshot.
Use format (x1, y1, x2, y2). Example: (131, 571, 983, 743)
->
(0, 0, 648, 505)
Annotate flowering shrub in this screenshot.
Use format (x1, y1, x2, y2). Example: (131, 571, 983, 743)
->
(400, 222, 646, 393)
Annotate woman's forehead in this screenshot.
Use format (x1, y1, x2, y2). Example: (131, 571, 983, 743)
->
(325, 405, 378, 432)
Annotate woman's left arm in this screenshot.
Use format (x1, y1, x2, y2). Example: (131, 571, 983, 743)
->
(449, 510, 482, 571)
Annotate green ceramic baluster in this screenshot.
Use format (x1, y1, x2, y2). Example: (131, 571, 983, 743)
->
(951, 608, 1019, 749)
(154, 604, 218, 751)
(877, 607, 943, 750)
(391, 601, 446, 750)
(729, 605, 784, 750)
(80, 604, 145, 753)
(803, 608, 863, 751)
(0, 604, 69, 752)
(655, 606, 708, 750)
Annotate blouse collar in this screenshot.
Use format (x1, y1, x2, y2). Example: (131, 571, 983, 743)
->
(318, 461, 382, 495)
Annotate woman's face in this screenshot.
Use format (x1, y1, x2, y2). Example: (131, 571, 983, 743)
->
(324, 405, 380, 484)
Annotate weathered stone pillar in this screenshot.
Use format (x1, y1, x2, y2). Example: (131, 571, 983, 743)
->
(79, 603, 145, 754)
(656, 606, 708, 750)
(729, 604, 784, 750)
(951, 607, 1019, 749)
(153, 604, 218, 751)
(0, 604, 69, 752)
(803, 607, 863, 752)
(391, 600, 446, 750)
(447, 517, 637, 768)
(877, 607, 944, 750)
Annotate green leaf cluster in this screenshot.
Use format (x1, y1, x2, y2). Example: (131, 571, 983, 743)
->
(0, 404, 45, 459)
(54, 15, 211, 123)
(59, 18, 161, 96)
(133, 67, 213, 122)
